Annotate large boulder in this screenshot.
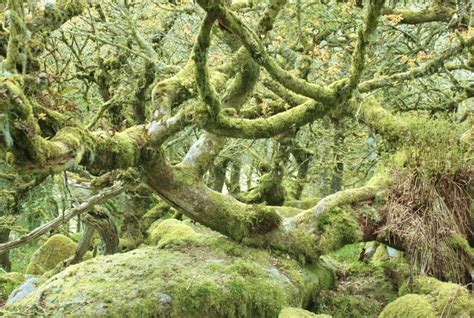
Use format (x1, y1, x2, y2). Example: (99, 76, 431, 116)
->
(4, 220, 335, 317)
(379, 276, 474, 318)
(25, 234, 77, 275)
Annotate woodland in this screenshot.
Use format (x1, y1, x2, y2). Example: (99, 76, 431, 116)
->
(0, 0, 472, 317)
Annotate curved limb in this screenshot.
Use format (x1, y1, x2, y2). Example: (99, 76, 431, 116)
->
(82, 208, 119, 255)
(310, 172, 391, 220)
(193, 1, 386, 139)
(196, 2, 335, 104)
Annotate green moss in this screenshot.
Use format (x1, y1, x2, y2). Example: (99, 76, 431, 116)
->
(25, 234, 77, 276)
(379, 294, 436, 318)
(244, 205, 282, 233)
(90, 126, 147, 173)
(149, 219, 202, 248)
(209, 237, 246, 257)
(285, 197, 320, 210)
(279, 307, 330, 317)
(5, 224, 333, 317)
(29, 0, 86, 34)
(0, 272, 25, 301)
(382, 276, 474, 317)
(317, 294, 382, 318)
(315, 272, 396, 317)
(315, 206, 362, 254)
(315, 244, 402, 318)
(326, 243, 361, 263)
(372, 245, 389, 266)
(118, 237, 136, 252)
(448, 234, 474, 257)
(412, 276, 474, 317)
(141, 203, 172, 231)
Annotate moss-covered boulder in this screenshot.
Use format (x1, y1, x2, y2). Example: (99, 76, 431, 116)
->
(379, 294, 436, 318)
(0, 272, 25, 301)
(279, 307, 332, 317)
(25, 234, 77, 275)
(5, 221, 335, 317)
(412, 276, 473, 317)
(148, 219, 202, 247)
(379, 276, 474, 318)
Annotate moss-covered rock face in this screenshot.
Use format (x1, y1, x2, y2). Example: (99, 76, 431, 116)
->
(5, 221, 334, 317)
(378, 294, 436, 318)
(279, 307, 332, 317)
(25, 234, 77, 276)
(0, 272, 25, 301)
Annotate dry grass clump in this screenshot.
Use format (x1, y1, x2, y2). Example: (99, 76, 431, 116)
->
(378, 167, 472, 284)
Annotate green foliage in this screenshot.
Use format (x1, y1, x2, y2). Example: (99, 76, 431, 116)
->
(314, 242, 409, 318)
(402, 115, 469, 175)
(325, 242, 361, 263)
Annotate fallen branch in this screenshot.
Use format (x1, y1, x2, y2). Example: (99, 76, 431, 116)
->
(0, 181, 126, 255)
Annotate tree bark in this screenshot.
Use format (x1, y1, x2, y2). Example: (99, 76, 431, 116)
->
(67, 225, 95, 265)
(0, 230, 11, 271)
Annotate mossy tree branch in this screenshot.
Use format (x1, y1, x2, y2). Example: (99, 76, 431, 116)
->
(0, 77, 193, 174)
(351, 96, 409, 143)
(198, 2, 336, 104)
(2, 0, 25, 73)
(193, 12, 332, 139)
(2, 0, 86, 73)
(143, 152, 325, 260)
(382, 4, 456, 25)
(348, 0, 385, 88)
(310, 172, 391, 220)
(27, 0, 86, 35)
(358, 34, 474, 93)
